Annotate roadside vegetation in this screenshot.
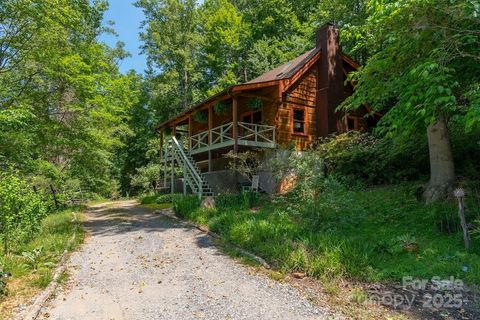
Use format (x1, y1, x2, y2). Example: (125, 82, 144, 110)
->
(139, 193, 176, 210)
(173, 187, 480, 284)
(0, 203, 84, 318)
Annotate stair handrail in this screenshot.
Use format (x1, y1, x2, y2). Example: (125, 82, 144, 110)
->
(171, 136, 203, 196)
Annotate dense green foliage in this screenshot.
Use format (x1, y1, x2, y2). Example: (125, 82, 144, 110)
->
(344, 0, 480, 133)
(173, 186, 480, 284)
(271, 128, 480, 187)
(0, 207, 83, 313)
(2, 0, 478, 197)
(0, 172, 47, 253)
(0, 0, 141, 199)
(134, 0, 369, 123)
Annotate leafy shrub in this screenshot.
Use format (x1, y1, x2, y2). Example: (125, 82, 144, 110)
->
(0, 171, 47, 253)
(130, 164, 161, 193)
(314, 131, 429, 184)
(449, 119, 480, 180)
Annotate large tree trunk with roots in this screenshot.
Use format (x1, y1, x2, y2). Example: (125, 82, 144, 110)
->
(423, 117, 455, 203)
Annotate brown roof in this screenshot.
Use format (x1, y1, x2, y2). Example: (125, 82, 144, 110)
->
(246, 48, 320, 84)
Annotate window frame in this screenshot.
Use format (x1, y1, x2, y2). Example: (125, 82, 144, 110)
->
(291, 106, 308, 136)
(346, 115, 363, 131)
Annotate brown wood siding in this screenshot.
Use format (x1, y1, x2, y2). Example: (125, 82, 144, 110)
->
(285, 69, 317, 108)
(276, 67, 317, 150)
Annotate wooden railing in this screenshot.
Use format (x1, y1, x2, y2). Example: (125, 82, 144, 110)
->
(189, 130, 209, 151)
(188, 121, 275, 153)
(211, 122, 234, 144)
(238, 122, 275, 144)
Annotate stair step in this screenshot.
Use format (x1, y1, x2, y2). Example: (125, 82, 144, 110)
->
(169, 139, 214, 198)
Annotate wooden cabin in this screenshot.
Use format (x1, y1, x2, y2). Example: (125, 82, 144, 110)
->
(155, 24, 379, 196)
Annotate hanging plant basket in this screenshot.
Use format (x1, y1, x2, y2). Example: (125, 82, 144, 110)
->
(164, 127, 173, 136)
(214, 101, 231, 115)
(247, 97, 263, 111)
(192, 110, 208, 123)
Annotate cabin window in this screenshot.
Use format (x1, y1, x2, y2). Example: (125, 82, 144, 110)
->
(347, 116, 362, 131)
(347, 117, 355, 131)
(293, 108, 306, 134)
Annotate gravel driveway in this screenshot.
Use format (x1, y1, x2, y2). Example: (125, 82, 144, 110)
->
(41, 200, 333, 320)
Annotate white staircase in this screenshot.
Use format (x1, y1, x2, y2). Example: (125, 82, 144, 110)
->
(163, 136, 213, 198)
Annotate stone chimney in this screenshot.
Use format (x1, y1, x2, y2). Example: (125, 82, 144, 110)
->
(315, 24, 344, 137)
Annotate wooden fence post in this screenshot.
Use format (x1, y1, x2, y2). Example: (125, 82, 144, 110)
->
(454, 188, 470, 250)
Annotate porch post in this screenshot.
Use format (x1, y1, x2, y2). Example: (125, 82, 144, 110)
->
(208, 105, 213, 172)
(163, 129, 168, 187)
(159, 130, 164, 188)
(170, 147, 175, 194)
(163, 156, 168, 188)
(188, 115, 192, 150)
(159, 130, 164, 160)
(232, 96, 238, 153)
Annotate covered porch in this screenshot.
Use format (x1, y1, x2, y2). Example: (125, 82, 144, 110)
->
(157, 89, 280, 172)
(156, 92, 278, 197)
(188, 121, 275, 155)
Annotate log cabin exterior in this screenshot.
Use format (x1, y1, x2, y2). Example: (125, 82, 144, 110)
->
(155, 24, 380, 196)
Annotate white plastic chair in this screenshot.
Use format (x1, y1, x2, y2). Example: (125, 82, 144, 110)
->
(243, 175, 260, 192)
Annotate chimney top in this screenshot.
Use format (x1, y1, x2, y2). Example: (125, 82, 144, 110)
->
(316, 23, 338, 49)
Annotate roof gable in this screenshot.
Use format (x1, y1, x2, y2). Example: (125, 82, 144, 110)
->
(246, 48, 320, 85)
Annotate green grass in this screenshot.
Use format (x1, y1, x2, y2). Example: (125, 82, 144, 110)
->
(140, 193, 180, 205)
(0, 207, 84, 317)
(173, 185, 480, 285)
(139, 193, 179, 210)
(140, 203, 173, 210)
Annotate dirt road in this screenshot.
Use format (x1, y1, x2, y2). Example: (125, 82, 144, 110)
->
(41, 201, 333, 320)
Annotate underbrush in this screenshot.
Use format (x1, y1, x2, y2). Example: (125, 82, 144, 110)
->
(139, 193, 179, 210)
(0, 207, 84, 317)
(173, 185, 480, 285)
(140, 193, 180, 205)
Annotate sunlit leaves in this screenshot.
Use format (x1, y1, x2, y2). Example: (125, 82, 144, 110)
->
(342, 0, 480, 134)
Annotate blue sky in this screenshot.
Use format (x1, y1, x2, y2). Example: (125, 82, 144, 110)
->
(99, 0, 147, 74)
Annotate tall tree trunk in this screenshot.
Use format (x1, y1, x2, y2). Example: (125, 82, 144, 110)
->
(423, 117, 455, 203)
(50, 184, 60, 209)
(182, 67, 189, 110)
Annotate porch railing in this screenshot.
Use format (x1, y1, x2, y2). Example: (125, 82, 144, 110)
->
(238, 122, 275, 144)
(188, 121, 275, 154)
